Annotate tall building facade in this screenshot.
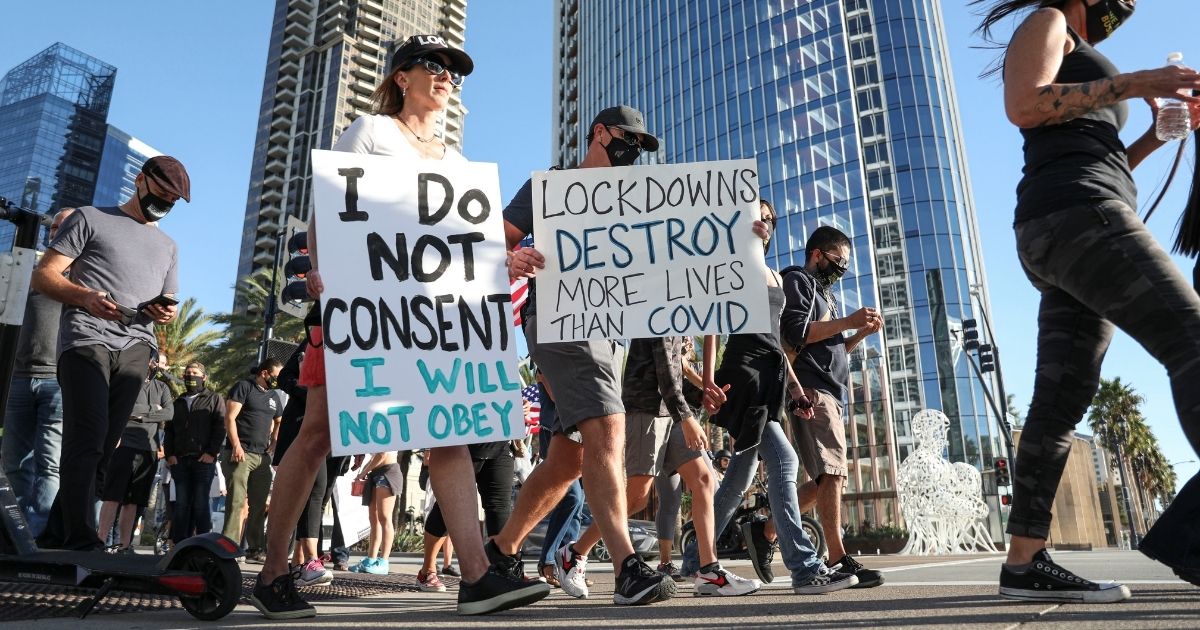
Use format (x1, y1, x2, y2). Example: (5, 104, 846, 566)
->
(93, 126, 161, 207)
(0, 43, 115, 249)
(235, 0, 469, 288)
(553, 0, 1005, 530)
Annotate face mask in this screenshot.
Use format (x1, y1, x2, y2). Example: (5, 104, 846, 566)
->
(267, 378, 279, 389)
(815, 253, 848, 286)
(603, 133, 641, 167)
(138, 181, 175, 222)
(184, 377, 205, 393)
(1085, 0, 1135, 44)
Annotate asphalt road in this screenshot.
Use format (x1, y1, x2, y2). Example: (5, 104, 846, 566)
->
(8, 550, 1198, 629)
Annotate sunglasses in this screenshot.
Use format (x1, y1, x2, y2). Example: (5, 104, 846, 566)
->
(607, 126, 645, 150)
(405, 57, 464, 87)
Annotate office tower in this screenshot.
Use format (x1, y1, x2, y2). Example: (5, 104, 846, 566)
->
(235, 0, 469, 287)
(93, 126, 161, 207)
(554, 0, 1005, 530)
(0, 43, 115, 249)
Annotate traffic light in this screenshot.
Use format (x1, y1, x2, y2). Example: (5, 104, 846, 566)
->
(278, 217, 312, 319)
(978, 343, 996, 373)
(995, 458, 1010, 487)
(962, 318, 979, 350)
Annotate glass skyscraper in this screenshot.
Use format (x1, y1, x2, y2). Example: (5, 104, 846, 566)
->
(93, 125, 161, 207)
(553, 0, 1004, 532)
(0, 43, 115, 250)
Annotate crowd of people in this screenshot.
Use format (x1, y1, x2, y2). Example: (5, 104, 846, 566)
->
(4, 0, 1200, 620)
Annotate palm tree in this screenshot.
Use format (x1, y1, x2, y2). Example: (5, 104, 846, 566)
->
(1087, 377, 1144, 544)
(200, 272, 305, 392)
(1006, 393, 1025, 429)
(155, 297, 222, 379)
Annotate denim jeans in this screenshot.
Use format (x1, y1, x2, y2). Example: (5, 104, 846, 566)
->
(1, 377, 63, 538)
(540, 479, 585, 566)
(171, 457, 216, 544)
(682, 422, 822, 584)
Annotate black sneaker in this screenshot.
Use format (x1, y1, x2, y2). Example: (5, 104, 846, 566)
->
(614, 554, 676, 605)
(441, 564, 461, 578)
(251, 568, 317, 619)
(656, 561, 685, 583)
(484, 540, 527, 582)
(999, 549, 1131, 603)
(792, 564, 858, 594)
(457, 565, 551, 615)
(741, 520, 776, 584)
(830, 554, 883, 588)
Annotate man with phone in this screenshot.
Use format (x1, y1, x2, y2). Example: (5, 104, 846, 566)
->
(31, 155, 188, 551)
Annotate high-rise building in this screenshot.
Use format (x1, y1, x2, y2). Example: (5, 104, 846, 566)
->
(0, 43, 115, 249)
(93, 126, 161, 207)
(554, 0, 1005, 530)
(235, 0, 469, 290)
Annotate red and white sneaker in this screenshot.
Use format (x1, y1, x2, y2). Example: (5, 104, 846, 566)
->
(417, 568, 447, 593)
(554, 542, 590, 599)
(694, 563, 761, 596)
(295, 557, 333, 588)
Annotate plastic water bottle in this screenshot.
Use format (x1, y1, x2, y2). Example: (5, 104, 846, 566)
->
(1156, 52, 1192, 142)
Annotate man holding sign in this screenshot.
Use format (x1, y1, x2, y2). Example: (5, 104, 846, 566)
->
(491, 106, 682, 606)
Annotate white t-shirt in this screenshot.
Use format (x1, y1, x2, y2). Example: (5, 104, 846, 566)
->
(333, 113, 466, 162)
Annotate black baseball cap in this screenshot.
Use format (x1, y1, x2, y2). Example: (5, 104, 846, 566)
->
(591, 105, 660, 152)
(390, 34, 474, 76)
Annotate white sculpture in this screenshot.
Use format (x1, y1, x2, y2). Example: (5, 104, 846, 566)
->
(897, 409, 999, 555)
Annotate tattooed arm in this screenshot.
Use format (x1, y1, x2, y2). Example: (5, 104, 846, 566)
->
(1004, 8, 1200, 129)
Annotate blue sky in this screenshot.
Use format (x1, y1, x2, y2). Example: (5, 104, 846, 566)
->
(2, 1, 1197, 482)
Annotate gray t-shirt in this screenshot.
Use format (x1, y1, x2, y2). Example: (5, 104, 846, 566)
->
(48, 206, 178, 354)
(14, 290, 62, 378)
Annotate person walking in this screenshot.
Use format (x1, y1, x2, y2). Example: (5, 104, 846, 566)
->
(972, 0, 1200, 600)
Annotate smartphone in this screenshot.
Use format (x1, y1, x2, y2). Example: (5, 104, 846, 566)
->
(144, 294, 179, 308)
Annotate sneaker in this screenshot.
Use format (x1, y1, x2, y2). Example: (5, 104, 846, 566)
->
(999, 549, 1131, 603)
(538, 563, 561, 588)
(614, 554, 676, 605)
(295, 557, 334, 587)
(694, 563, 761, 596)
(349, 557, 373, 573)
(365, 557, 389, 575)
(251, 568, 317, 619)
(657, 561, 685, 583)
(441, 564, 461, 578)
(246, 549, 268, 564)
(333, 561, 350, 571)
(484, 539, 528, 582)
(554, 543, 590, 599)
(742, 520, 776, 584)
(418, 568, 447, 592)
(792, 564, 858, 594)
(457, 565, 551, 615)
(829, 554, 883, 588)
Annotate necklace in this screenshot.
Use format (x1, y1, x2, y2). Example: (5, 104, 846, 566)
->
(397, 117, 436, 143)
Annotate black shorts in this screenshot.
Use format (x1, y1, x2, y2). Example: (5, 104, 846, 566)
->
(100, 447, 158, 507)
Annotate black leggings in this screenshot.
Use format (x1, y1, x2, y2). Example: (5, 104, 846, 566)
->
(1010, 201, 1200, 539)
(296, 455, 329, 539)
(425, 453, 514, 538)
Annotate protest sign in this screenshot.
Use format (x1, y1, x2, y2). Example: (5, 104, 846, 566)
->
(532, 159, 771, 342)
(310, 150, 524, 456)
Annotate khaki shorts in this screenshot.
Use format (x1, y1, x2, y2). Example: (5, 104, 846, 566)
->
(793, 387, 847, 480)
(624, 412, 703, 477)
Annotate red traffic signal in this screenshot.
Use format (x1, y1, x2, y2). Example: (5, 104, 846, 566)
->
(1000, 494, 1012, 506)
(995, 458, 1011, 487)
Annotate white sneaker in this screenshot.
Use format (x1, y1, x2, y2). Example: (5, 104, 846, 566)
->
(554, 542, 590, 599)
(694, 564, 761, 596)
(295, 557, 333, 587)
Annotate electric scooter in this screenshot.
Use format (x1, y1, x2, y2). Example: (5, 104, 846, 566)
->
(0, 198, 242, 620)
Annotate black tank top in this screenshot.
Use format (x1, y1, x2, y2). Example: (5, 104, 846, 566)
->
(1014, 25, 1136, 224)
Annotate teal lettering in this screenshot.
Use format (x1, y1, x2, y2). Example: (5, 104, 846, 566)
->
(428, 406, 452, 439)
(495, 361, 522, 391)
(490, 400, 514, 437)
(417, 358, 461, 394)
(387, 406, 414, 442)
(477, 362, 498, 393)
(351, 357, 390, 397)
(338, 410, 369, 447)
(370, 411, 392, 443)
(472, 402, 493, 437)
(453, 404, 472, 436)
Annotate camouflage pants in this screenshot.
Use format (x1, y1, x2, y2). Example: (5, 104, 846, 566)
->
(1009, 200, 1200, 539)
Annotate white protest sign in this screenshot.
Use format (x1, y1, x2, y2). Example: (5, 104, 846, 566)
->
(532, 159, 771, 342)
(310, 150, 523, 456)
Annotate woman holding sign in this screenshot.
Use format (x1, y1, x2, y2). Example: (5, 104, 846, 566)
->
(251, 35, 550, 620)
(683, 200, 858, 594)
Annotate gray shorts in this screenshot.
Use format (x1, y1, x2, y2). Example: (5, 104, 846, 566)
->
(524, 313, 625, 438)
(624, 412, 704, 477)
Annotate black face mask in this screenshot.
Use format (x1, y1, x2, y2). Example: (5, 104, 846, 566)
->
(814, 253, 848, 286)
(184, 376, 205, 393)
(266, 377, 279, 389)
(603, 132, 642, 167)
(1085, 0, 1135, 45)
(138, 181, 175, 222)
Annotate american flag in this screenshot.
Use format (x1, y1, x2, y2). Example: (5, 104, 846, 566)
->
(521, 384, 541, 434)
(511, 236, 534, 327)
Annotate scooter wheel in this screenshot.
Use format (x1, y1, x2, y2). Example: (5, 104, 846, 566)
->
(171, 548, 243, 620)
